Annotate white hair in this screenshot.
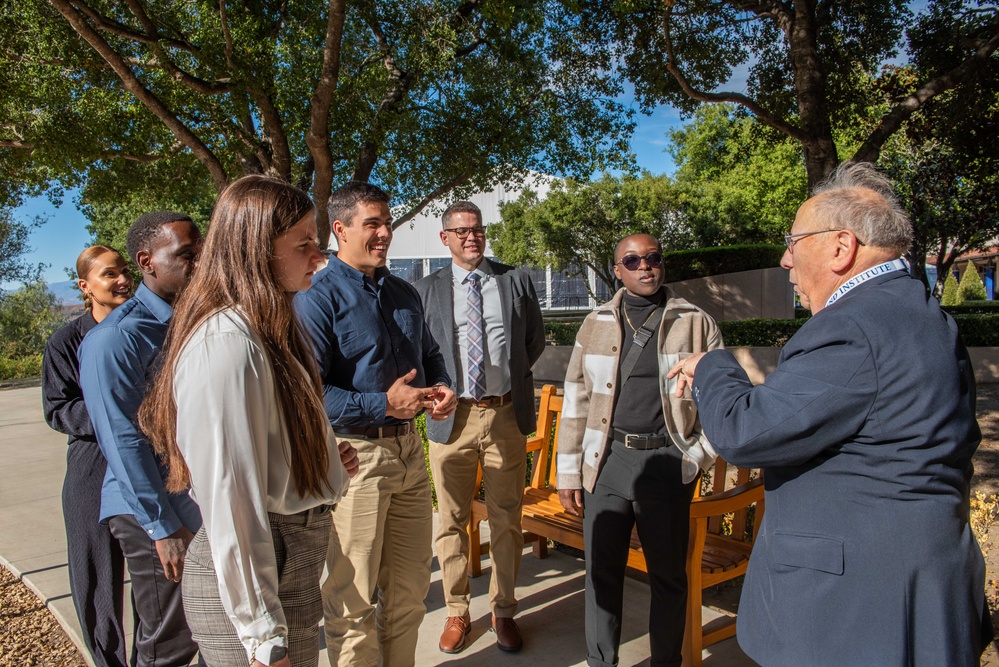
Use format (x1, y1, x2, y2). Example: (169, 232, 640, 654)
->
(810, 162, 913, 256)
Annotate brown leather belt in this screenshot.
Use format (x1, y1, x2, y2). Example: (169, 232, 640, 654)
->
(336, 420, 414, 439)
(458, 391, 513, 408)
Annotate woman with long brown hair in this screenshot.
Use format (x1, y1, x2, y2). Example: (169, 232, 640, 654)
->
(42, 246, 133, 667)
(140, 175, 357, 667)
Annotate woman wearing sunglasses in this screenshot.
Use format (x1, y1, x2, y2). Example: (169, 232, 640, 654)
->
(555, 233, 723, 667)
(140, 176, 358, 667)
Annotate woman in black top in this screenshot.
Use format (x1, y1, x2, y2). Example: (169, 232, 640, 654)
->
(42, 246, 133, 667)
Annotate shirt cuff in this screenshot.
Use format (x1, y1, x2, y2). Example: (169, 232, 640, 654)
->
(252, 635, 287, 665)
(139, 514, 185, 541)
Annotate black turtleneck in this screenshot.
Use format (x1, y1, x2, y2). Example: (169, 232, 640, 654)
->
(612, 289, 667, 436)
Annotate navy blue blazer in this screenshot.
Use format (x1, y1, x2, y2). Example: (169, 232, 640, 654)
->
(693, 271, 991, 666)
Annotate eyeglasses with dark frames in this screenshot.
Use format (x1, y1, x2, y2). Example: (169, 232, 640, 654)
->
(784, 228, 865, 254)
(443, 226, 486, 239)
(617, 251, 664, 271)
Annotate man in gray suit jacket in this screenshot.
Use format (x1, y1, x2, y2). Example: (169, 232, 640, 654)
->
(670, 162, 992, 666)
(414, 201, 545, 655)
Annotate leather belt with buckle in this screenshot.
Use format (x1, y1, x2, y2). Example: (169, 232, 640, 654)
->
(458, 391, 513, 408)
(613, 428, 667, 450)
(336, 420, 414, 439)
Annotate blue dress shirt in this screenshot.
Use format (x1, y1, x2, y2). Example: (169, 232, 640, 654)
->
(294, 255, 451, 428)
(79, 283, 202, 540)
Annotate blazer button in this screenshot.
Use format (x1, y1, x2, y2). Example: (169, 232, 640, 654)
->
(606, 382, 612, 389)
(601, 418, 607, 424)
(612, 346, 617, 352)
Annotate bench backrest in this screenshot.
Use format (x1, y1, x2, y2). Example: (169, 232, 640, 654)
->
(526, 384, 563, 490)
(528, 384, 761, 543)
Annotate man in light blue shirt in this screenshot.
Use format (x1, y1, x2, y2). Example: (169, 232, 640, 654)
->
(80, 211, 203, 667)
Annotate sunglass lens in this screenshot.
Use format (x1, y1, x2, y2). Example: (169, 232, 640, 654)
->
(621, 255, 641, 270)
(647, 252, 663, 268)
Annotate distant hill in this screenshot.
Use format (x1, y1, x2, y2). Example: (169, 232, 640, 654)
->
(48, 280, 83, 307)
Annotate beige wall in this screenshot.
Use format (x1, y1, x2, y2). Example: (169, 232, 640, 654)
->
(667, 267, 794, 322)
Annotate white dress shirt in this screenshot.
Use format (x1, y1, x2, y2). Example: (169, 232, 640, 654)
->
(173, 308, 350, 660)
(452, 261, 510, 399)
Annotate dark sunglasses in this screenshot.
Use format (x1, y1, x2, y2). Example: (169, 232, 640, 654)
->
(617, 252, 663, 271)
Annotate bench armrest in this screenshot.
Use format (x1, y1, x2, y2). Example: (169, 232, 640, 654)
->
(688, 478, 764, 518)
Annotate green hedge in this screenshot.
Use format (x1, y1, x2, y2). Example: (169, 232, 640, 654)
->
(943, 301, 999, 315)
(544, 313, 999, 348)
(0, 354, 43, 381)
(663, 245, 786, 283)
(717, 319, 806, 347)
(952, 314, 999, 347)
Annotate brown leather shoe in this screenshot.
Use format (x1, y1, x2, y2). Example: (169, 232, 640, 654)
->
(439, 615, 472, 654)
(492, 616, 523, 653)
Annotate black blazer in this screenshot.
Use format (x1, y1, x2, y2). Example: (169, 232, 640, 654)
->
(415, 259, 545, 442)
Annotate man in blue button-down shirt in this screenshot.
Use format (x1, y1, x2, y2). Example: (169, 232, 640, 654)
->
(80, 212, 203, 667)
(295, 181, 457, 667)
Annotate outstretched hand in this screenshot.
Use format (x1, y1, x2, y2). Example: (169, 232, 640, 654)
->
(666, 352, 706, 398)
(385, 369, 436, 419)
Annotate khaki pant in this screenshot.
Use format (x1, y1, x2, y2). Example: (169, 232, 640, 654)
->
(323, 430, 433, 667)
(429, 401, 527, 618)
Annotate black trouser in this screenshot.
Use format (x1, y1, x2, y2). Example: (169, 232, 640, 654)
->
(108, 515, 199, 667)
(583, 441, 696, 667)
(63, 440, 128, 667)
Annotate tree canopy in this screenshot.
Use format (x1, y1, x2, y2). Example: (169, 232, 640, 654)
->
(669, 103, 806, 245)
(1, 0, 634, 246)
(488, 172, 689, 297)
(577, 0, 999, 187)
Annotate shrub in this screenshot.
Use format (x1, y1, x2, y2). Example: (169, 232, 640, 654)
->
(943, 301, 999, 315)
(663, 245, 786, 283)
(0, 353, 43, 380)
(941, 273, 961, 306)
(958, 266, 988, 302)
(718, 318, 807, 347)
(952, 314, 999, 347)
(545, 321, 582, 346)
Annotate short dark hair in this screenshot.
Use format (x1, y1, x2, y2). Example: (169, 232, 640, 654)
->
(328, 181, 391, 228)
(614, 233, 662, 261)
(126, 211, 193, 264)
(442, 201, 482, 228)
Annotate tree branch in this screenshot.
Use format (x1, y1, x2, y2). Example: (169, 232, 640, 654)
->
(122, 0, 231, 95)
(307, 0, 347, 247)
(69, 0, 200, 54)
(248, 89, 292, 179)
(50, 0, 230, 190)
(0, 140, 35, 150)
(660, 5, 809, 142)
(392, 169, 476, 229)
(853, 24, 999, 164)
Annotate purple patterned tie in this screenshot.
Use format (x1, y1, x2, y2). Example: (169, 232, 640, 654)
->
(467, 272, 486, 401)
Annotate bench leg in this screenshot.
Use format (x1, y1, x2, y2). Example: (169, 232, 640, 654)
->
(531, 534, 549, 560)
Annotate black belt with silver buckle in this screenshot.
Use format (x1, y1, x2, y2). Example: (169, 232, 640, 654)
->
(613, 428, 667, 450)
(458, 391, 512, 408)
(336, 420, 414, 439)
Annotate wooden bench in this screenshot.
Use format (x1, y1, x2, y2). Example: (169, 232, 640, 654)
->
(467, 384, 765, 667)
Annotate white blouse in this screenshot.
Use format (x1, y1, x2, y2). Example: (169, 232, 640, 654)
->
(173, 309, 350, 660)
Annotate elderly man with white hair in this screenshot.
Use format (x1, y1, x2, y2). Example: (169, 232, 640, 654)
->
(671, 162, 993, 666)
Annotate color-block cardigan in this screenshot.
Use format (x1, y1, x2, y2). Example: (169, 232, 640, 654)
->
(555, 289, 724, 491)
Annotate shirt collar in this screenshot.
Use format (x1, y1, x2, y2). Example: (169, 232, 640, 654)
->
(328, 254, 391, 289)
(451, 259, 491, 285)
(134, 282, 174, 324)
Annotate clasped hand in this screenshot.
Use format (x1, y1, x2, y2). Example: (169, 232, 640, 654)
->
(385, 368, 457, 421)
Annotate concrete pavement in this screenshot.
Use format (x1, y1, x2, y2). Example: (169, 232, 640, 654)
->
(0, 385, 755, 666)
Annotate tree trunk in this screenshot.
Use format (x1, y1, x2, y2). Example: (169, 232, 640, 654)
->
(787, 1, 839, 190)
(306, 0, 347, 248)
